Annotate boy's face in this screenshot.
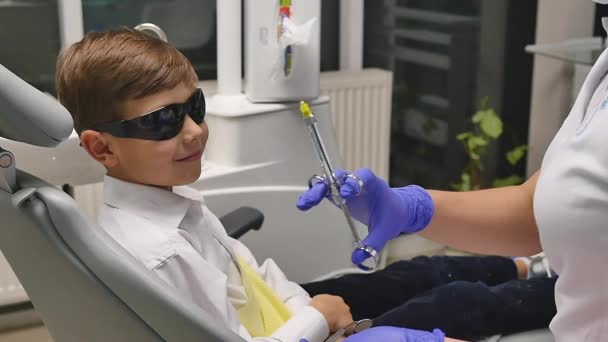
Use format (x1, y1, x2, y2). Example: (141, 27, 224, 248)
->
(82, 83, 208, 188)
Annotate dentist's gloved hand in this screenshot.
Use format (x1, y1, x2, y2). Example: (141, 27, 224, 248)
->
(343, 326, 445, 342)
(297, 168, 434, 261)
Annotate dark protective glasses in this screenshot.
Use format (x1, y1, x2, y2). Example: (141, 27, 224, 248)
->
(91, 88, 206, 141)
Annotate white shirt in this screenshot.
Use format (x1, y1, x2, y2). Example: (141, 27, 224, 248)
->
(534, 47, 608, 341)
(98, 175, 329, 342)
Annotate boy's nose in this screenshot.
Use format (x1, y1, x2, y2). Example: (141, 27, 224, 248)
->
(181, 115, 206, 143)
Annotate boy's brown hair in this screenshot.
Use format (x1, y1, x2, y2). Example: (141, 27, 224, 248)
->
(56, 27, 198, 135)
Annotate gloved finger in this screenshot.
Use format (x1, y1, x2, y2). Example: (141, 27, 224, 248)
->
(359, 226, 392, 255)
(352, 226, 392, 267)
(334, 169, 349, 179)
(352, 168, 379, 184)
(340, 176, 362, 200)
(332, 169, 360, 200)
(296, 181, 329, 211)
(342, 168, 383, 198)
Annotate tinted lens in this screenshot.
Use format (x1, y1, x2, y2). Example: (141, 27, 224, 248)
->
(187, 89, 206, 124)
(152, 107, 186, 140)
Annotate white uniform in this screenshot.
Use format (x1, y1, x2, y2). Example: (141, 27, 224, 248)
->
(98, 176, 329, 342)
(534, 47, 608, 340)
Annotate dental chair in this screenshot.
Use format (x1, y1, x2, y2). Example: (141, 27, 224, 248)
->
(0, 64, 247, 341)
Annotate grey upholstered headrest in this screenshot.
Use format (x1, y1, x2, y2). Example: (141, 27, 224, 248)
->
(0, 64, 73, 147)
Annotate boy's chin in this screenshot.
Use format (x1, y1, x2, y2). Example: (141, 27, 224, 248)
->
(124, 163, 202, 188)
(173, 169, 203, 186)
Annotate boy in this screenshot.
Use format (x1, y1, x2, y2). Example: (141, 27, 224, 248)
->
(56, 28, 351, 342)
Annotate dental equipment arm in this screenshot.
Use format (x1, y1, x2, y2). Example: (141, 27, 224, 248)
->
(0, 65, 72, 147)
(0, 65, 73, 193)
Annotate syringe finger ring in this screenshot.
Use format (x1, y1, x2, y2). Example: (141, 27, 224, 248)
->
(340, 174, 364, 197)
(308, 174, 327, 189)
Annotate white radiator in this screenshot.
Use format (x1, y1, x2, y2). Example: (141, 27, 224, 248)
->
(320, 68, 393, 180)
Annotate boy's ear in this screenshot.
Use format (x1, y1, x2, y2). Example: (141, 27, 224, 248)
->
(79, 130, 119, 168)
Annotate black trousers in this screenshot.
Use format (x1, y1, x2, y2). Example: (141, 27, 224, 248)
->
(300, 256, 557, 340)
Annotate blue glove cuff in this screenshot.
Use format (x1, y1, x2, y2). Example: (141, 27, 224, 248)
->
(397, 185, 435, 233)
(432, 328, 446, 341)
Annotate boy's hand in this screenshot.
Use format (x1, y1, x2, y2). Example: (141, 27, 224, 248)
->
(309, 294, 353, 333)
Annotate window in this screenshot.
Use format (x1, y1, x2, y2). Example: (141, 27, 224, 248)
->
(0, 0, 338, 95)
(0, 1, 61, 94)
(82, 0, 218, 80)
(364, 0, 537, 189)
(81, 0, 340, 79)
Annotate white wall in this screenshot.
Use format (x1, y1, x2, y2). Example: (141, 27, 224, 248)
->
(527, 0, 595, 175)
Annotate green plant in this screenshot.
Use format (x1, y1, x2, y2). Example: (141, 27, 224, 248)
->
(451, 97, 528, 191)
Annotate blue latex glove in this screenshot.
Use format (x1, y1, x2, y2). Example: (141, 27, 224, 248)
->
(343, 326, 445, 342)
(297, 168, 434, 261)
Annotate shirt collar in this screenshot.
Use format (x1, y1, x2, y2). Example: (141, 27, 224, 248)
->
(103, 175, 204, 228)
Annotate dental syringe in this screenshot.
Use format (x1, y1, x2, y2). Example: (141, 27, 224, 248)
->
(299, 101, 378, 270)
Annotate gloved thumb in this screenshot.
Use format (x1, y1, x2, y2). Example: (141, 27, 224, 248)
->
(341, 168, 382, 199)
(340, 175, 362, 200)
(296, 181, 329, 211)
(332, 169, 359, 199)
(354, 227, 392, 262)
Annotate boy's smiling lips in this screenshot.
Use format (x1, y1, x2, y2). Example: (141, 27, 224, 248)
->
(175, 149, 203, 162)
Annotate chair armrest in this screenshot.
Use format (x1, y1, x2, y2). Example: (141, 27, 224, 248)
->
(220, 207, 264, 239)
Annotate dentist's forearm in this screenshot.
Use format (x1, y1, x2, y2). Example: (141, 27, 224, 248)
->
(419, 171, 541, 256)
